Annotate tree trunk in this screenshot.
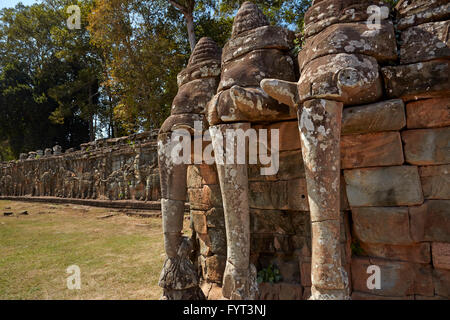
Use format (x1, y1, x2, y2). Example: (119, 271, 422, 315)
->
(185, 12, 196, 52)
(88, 85, 95, 142)
(169, 1, 197, 52)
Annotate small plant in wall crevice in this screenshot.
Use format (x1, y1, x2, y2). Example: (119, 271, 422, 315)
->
(257, 263, 282, 284)
(351, 239, 366, 256)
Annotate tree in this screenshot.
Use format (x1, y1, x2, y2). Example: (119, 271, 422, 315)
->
(168, 0, 197, 52)
(0, 0, 314, 158)
(88, 0, 188, 134)
(0, 1, 100, 157)
(218, 0, 312, 32)
(44, 0, 104, 142)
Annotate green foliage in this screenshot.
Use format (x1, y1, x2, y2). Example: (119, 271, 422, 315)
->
(0, 141, 15, 162)
(257, 263, 282, 284)
(0, 1, 97, 157)
(351, 239, 366, 256)
(0, 0, 314, 157)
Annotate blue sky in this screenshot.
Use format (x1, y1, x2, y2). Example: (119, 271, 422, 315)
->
(0, 0, 39, 10)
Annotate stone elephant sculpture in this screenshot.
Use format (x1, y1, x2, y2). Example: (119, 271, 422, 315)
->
(260, 0, 397, 300)
(158, 37, 221, 300)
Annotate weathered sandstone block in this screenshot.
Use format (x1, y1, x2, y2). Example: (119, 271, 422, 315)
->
(250, 209, 295, 235)
(351, 257, 434, 297)
(258, 282, 303, 300)
(249, 180, 287, 210)
(188, 185, 223, 211)
(222, 25, 295, 64)
(299, 54, 382, 105)
(406, 97, 450, 129)
(262, 121, 302, 152)
(171, 78, 219, 115)
(187, 166, 202, 189)
(341, 99, 406, 135)
(396, 0, 450, 30)
(287, 178, 310, 211)
(205, 255, 226, 283)
(177, 60, 221, 87)
(219, 49, 295, 92)
(187, 164, 219, 188)
(299, 21, 397, 71)
(344, 166, 424, 207)
(352, 207, 414, 245)
(400, 20, 450, 64)
(159, 113, 206, 134)
(382, 60, 450, 101)
(432, 242, 450, 270)
(191, 210, 207, 234)
(342, 99, 406, 135)
(304, 0, 390, 37)
(205, 207, 225, 229)
(248, 149, 305, 182)
(300, 261, 312, 287)
(419, 165, 450, 199)
(198, 228, 227, 256)
(341, 132, 404, 169)
(231, 0, 269, 37)
(248, 180, 309, 211)
(410, 200, 450, 242)
(402, 127, 450, 165)
(211, 87, 293, 124)
(433, 268, 450, 298)
(176, 37, 221, 87)
(359, 242, 431, 264)
(251, 233, 292, 254)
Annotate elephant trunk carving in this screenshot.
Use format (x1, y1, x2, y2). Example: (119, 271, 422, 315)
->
(158, 37, 221, 300)
(262, 78, 349, 299)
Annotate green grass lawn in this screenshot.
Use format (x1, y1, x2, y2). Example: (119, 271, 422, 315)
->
(0, 200, 183, 300)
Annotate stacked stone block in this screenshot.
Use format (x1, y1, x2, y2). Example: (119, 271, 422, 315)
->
(187, 164, 226, 299)
(249, 121, 309, 300)
(266, 0, 401, 300)
(1, 0, 449, 301)
(345, 0, 450, 299)
(205, 1, 299, 300)
(0, 131, 160, 201)
(158, 37, 222, 300)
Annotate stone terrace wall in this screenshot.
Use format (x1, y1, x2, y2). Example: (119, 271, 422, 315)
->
(348, 0, 450, 300)
(0, 131, 161, 202)
(0, 0, 449, 301)
(194, 0, 450, 300)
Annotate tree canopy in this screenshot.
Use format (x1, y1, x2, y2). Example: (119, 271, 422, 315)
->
(0, 0, 312, 159)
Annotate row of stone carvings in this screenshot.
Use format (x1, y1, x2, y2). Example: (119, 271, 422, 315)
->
(162, 0, 450, 300)
(0, 131, 161, 201)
